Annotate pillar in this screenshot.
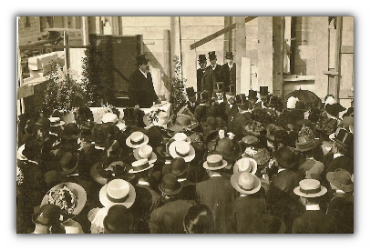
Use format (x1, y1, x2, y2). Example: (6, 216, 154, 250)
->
(235, 16, 246, 94)
(257, 17, 273, 92)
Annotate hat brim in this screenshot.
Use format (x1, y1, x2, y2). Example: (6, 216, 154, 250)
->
(128, 163, 154, 174)
(133, 148, 158, 164)
(326, 172, 354, 192)
(293, 185, 327, 198)
(202, 159, 228, 170)
(99, 182, 136, 208)
(90, 162, 109, 185)
(168, 141, 196, 163)
(230, 172, 262, 195)
(233, 157, 258, 175)
(295, 139, 320, 152)
(158, 182, 183, 196)
(41, 182, 87, 222)
(126, 134, 149, 148)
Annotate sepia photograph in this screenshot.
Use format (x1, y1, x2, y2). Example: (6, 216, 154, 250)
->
(16, 16, 354, 234)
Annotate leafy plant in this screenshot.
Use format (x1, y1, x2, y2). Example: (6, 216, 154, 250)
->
(171, 55, 187, 121)
(148, 109, 166, 124)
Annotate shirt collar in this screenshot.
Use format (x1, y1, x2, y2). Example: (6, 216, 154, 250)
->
(278, 168, 286, 173)
(178, 178, 187, 182)
(139, 69, 148, 78)
(336, 189, 346, 194)
(305, 204, 320, 211)
(333, 153, 344, 159)
(138, 180, 150, 186)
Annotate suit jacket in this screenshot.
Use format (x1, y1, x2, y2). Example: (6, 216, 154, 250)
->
(323, 153, 353, 175)
(187, 100, 199, 115)
(222, 63, 236, 91)
(210, 64, 224, 83)
(201, 67, 216, 96)
(128, 69, 158, 108)
(229, 111, 253, 141)
(225, 102, 239, 123)
(232, 195, 267, 233)
(197, 68, 206, 92)
(326, 194, 354, 233)
(196, 176, 237, 233)
(292, 210, 333, 233)
(149, 199, 196, 233)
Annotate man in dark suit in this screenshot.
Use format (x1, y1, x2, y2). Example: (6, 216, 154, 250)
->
(224, 85, 239, 124)
(186, 87, 198, 115)
(196, 154, 236, 233)
(292, 179, 333, 233)
(229, 94, 253, 141)
(222, 51, 236, 93)
(197, 55, 207, 92)
(128, 54, 160, 108)
(208, 51, 223, 82)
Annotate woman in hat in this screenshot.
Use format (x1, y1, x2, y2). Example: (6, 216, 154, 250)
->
(128, 54, 160, 108)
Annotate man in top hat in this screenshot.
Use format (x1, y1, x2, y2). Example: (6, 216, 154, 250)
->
(201, 54, 217, 96)
(207, 51, 223, 83)
(197, 55, 207, 92)
(149, 173, 196, 233)
(186, 87, 198, 114)
(196, 154, 236, 233)
(229, 94, 253, 141)
(224, 85, 239, 123)
(254, 86, 270, 109)
(326, 169, 354, 233)
(222, 51, 236, 93)
(128, 54, 161, 108)
(292, 179, 333, 233)
(247, 90, 259, 111)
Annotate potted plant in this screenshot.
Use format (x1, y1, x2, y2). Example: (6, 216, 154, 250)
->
(170, 55, 188, 122)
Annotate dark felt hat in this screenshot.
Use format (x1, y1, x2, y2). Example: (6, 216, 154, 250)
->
(325, 103, 346, 117)
(22, 140, 42, 160)
(259, 86, 269, 96)
(169, 157, 188, 178)
(198, 54, 207, 63)
(266, 129, 288, 143)
(186, 87, 196, 98)
(332, 129, 353, 148)
(158, 173, 183, 196)
(226, 51, 234, 59)
(226, 85, 236, 95)
(326, 168, 354, 192)
(32, 204, 62, 226)
(35, 117, 51, 130)
(136, 54, 149, 65)
(208, 51, 217, 60)
(273, 146, 297, 169)
(247, 90, 258, 101)
(61, 123, 80, 140)
(103, 205, 134, 233)
(214, 82, 224, 93)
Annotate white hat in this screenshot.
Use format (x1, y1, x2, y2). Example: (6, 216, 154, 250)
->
(133, 144, 157, 163)
(324, 96, 337, 106)
(202, 154, 228, 170)
(172, 132, 191, 144)
(168, 140, 195, 162)
(293, 179, 327, 198)
(128, 158, 154, 174)
(287, 96, 299, 109)
(102, 113, 119, 124)
(230, 172, 261, 195)
(48, 117, 65, 127)
(126, 131, 149, 148)
(99, 179, 136, 208)
(233, 157, 258, 175)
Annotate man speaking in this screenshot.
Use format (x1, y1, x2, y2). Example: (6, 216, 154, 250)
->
(129, 54, 160, 108)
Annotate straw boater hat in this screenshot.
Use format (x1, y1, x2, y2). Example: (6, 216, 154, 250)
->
(230, 172, 261, 195)
(99, 179, 136, 208)
(48, 117, 65, 128)
(202, 154, 228, 170)
(233, 157, 258, 175)
(158, 173, 183, 196)
(41, 182, 87, 222)
(128, 158, 154, 174)
(126, 131, 149, 148)
(133, 144, 158, 163)
(171, 132, 191, 144)
(168, 140, 195, 162)
(293, 179, 327, 198)
(326, 168, 354, 193)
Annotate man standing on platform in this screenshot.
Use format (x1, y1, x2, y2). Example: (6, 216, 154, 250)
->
(128, 54, 160, 108)
(197, 55, 207, 92)
(222, 52, 236, 93)
(208, 51, 223, 83)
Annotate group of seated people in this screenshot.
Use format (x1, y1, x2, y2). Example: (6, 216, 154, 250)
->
(16, 84, 354, 234)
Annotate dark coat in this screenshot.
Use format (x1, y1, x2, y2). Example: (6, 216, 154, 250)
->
(229, 111, 253, 141)
(128, 69, 158, 108)
(222, 63, 236, 91)
(196, 176, 237, 233)
(197, 68, 206, 92)
(149, 199, 196, 234)
(232, 195, 267, 233)
(201, 67, 216, 96)
(225, 102, 239, 123)
(326, 194, 354, 233)
(210, 64, 224, 83)
(323, 153, 354, 175)
(292, 210, 333, 233)
(187, 100, 199, 115)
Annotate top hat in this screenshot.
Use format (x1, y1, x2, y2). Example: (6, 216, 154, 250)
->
(265, 95, 279, 108)
(259, 86, 269, 96)
(273, 146, 297, 169)
(158, 173, 183, 196)
(230, 172, 261, 195)
(32, 204, 62, 226)
(186, 87, 196, 98)
(99, 179, 136, 208)
(332, 128, 353, 148)
(208, 51, 217, 60)
(226, 85, 236, 96)
(247, 90, 258, 101)
(136, 54, 149, 65)
(198, 91, 209, 103)
(123, 108, 136, 126)
(293, 179, 327, 198)
(236, 94, 249, 109)
(198, 54, 207, 63)
(61, 123, 80, 140)
(326, 168, 354, 193)
(103, 205, 134, 234)
(325, 103, 346, 117)
(214, 82, 224, 93)
(225, 51, 234, 59)
(169, 157, 188, 178)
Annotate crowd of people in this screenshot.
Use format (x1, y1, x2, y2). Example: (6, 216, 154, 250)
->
(16, 52, 354, 234)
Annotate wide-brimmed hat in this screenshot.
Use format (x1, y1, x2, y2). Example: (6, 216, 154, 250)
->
(171, 132, 191, 144)
(243, 120, 266, 137)
(226, 51, 234, 59)
(133, 144, 157, 163)
(208, 51, 217, 60)
(273, 146, 297, 169)
(214, 82, 224, 93)
(61, 123, 80, 140)
(259, 86, 269, 96)
(326, 168, 354, 193)
(233, 157, 257, 175)
(208, 136, 242, 161)
(158, 173, 183, 196)
(243, 147, 271, 166)
(325, 103, 346, 117)
(295, 135, 320, 152)
(167, 114, 199, 132)
(128, 158, 154, 174)
(202, 154, 228, 170)
(293, 179, 327, 198)
(247, 90, 258, 101)
(99, 179, 136, 208)
(32, 204, 63, 226)
(48, 117, 65, 128)
(198, 54, 207, 63)
(41, 182, 87, 222)
(136, 54, 149, 65)
(331, 128, 353, 148)
(231, 172, 261, 195)
(126, 131, 149, 148)
(168, 140, 195, 162)
(169, 157, 188, 178)
(55, 149, 79, 175)
(186, 87, 196, 98)
(103, 205, 134, 234)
